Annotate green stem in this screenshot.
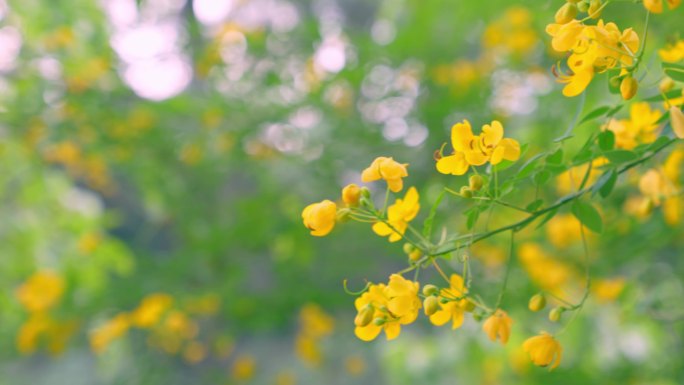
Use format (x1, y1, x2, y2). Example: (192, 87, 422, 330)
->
(494, 230, 516, 310)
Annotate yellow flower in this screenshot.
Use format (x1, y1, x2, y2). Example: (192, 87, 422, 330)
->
(546, 20, 584, 52)
(16, 314, 50, 354)
(299, 303, 335, 338)
(546, 214, 582, 248)
(436, 120, 520, 175)
(90, 313, 130, 354)
(341, 183, 361, 206)
(523, 332, 563, 370)
(353, 275, 420, 341)
(372, 187, 420, 242)
(302, 200, 337, 236)
(231, 355, 256, 380)
(16, 271, 65, 313)
(361, 157, 409, 192)
(605, 103, 662, 150)
(518, 243, 577, 293)
(592, 277, 626, 303)
(429, 274, 469, 329)
(482, 309, 513, 344)
(131, 293, 173, 328)
(643, 0, 681, 13)
(183, 341, 207, 364)
(659, 40, 684, 62)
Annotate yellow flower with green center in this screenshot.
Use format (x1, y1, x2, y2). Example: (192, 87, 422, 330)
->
(361, 157, 409, 192)
(372, 187, 420, 242)
(482, 309, 513, 344)
(302, 200, 337, 236)
(523, 332, 563, 370)
(16, 271, 65, 313)
(436, 120, 520, 175)
(353, 275, 420, 341)
(429, 274, 469, 329)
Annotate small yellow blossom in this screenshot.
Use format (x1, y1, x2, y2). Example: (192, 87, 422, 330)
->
(659, 40, 684, 62)
(183, 341, 207, 364)
(518, 243, 576, 293)
(342, 183, 361, 206)
(353, 275, 420, 341)
(16, 271, 65, 313)
(131, 293, 173, 328)
(372, 187, 420, 242)
(361, 157, 409, 192)
(90, 313, 130, 354)
(482, 309, 513, 344)
(429, 274, 469, 329)
(299, 303, 335, 338)
(592, 277, 626, 303)
(231, 355, 256, 381)
(302, 200, 337, 236)
(437, 120, 520, 175)
(643, 0, 681, 13)
(605, 103, 662, 150)
(523, 332, 563, 370)
(546, 214, 582, 248)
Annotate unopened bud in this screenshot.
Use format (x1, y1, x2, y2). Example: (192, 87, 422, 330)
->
(555, 2, 578, 24)
(354, 305, 374, 327)
(670, 106, 684, 139)
(469, 175, 484, 191)
(609, 76, 622, 89)
(528, 293, 547, 312)
(372, 317, 387, 326)
(460, 186, 473, 198)
(620, 76, 638, 100)
(463, 299, 476, 312)
(422, 284, 439, 297)
(360, 187, 371, 199)
(402, 243, 414, 254)
(409, 249, 422, 262)
(423, 296, 440, 316)
(588, 0, 602, 18)
(549, 307, 564, 322)
(577, 0, 589, 12)
(659, 77, 675, 93)
(342, 184, 361, 206)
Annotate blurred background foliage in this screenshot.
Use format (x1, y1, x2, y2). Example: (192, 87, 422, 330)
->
(0, 0, 683, 384)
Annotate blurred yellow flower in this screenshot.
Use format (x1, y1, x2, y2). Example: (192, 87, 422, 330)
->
(372, 187, 420, 242)
(361, 157, 409, 192)
(16, 271, 65, 313)
(592, 277, 626, 303)
(131, 293, 174, 328)
(643, 0, 681, 13)
(546, 214, 581, 248)
(302, 200, 337, 236)
(90, 313, 130, 354)
(523, 332, 562, 370)
(345, 355, 366, 376)
(604, 103, 662, 150)
(183, 341, 207, 364)
(482, 309, 513, 344)
(299, 304, 334, 338)
(659, 40, 684, 62)
(231, 355, 256, 381)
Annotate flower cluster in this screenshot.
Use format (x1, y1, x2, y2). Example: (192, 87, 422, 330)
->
(436, 120, 521, 176)
(547, 16, 639, 98)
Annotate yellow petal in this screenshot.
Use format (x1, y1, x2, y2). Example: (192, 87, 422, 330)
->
(670, 106, 684, 139)
(436, 153, 469, 175)
(481, 120, 504, 147)
(354, 325, 382, 341)
(383, 322, 401, 340)
(387, 178, 403, 192)
(451, 120, 475, 153)
(372, 222, 393, 237)
(429, 309, 451, 326)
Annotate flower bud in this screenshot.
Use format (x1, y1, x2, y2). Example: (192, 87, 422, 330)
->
(659, 77, 675, 93)
(409, 249, 422, 262)
(469, 175, 484, 191)
(440, 297, 450, 304)
(423, 296, 440, 316)
(577, 0, 589, 12)
(620, 76, 638, 100)
(528, 293, 547, 312)
(422, 284, 439, 297)
(354, 305, 374, 327)
(555, 2, 578, 24)
(463, 299, 476, 312)
(360, 187, 371, 199)
(460, 186, 473, 198)
(342, 184, 361, 206)
(588, 0, 602, 18)
(402, 243, 414, 254)
(372, 317, 387, 326)
(670, 106, 684, 139)
(549, 307, 564, 322)
(609, 75, 622, 89)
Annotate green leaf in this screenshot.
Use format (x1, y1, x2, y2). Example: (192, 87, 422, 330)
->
(535, 208, 558, 229)
(598, 130, 615, 151)
(547, 148, 564, 165)
(533, 169, 551, 185)
(526, 199, 544, 212)
(606, 104, 624, 117)
(643, 88, 683, 102)
(571, 200, 603, 233)
(663, 62, 684, 82)
(572, 133, 597, 163)
(579, 106, 611, 125)
(603, 149, 637, 164)
(517, 153, 545, 178)
(593, 170, 617, 198)
(466, 208, 480, 230)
